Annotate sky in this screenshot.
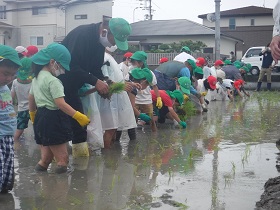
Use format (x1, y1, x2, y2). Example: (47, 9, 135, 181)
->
(112, 0, 278, 24)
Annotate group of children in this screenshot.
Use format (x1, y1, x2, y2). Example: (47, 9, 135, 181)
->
(0, 43, 251, 194)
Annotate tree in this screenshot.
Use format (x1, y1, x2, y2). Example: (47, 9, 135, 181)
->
(158, 40, 207, 53)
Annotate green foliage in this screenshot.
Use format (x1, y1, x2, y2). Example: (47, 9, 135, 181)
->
(108, 82, 125, 95)
(177, 100, 197, 121)
(161, 40, 207, 53)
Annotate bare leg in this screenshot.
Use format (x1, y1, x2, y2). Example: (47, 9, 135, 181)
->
(38, 145, 54, 169)
(103, 129, 117, 149)
(14, 129, 24, 141)
(49, 143, 68, 167)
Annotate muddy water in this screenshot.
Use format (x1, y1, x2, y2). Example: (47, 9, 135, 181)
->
(1, 92, 280, 210)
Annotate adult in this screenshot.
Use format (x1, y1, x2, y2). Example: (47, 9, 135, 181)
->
(230, 51, 236, 63)
(222, 60, 243, 81)
(59, 16, 131, 156)
(173, 46, 196, 63)
(154, 60, 198, 95)
(271, 0, 280, 62)
(256, 44, 274, 91)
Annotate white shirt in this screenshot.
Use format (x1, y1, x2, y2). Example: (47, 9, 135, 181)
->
(173, 52, 196, 63)
(218, 79, 233, 91)
(196, 79, 207, 93)
(135, 71, 157, 104)
(203, 66, 216, 79)
(119, 62, 130, 79)
(11, 79, 31, 111)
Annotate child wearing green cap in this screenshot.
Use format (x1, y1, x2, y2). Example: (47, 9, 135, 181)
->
(11, 57, 33, 141)
(130, 51, 162, 131)
(0, 44, 22, 193)
(28, 43, 90, 173)
(150, 89, 187, 128)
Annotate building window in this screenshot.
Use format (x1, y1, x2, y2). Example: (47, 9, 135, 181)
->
(251, 19, 255, 26)
(0, 6, 7, 20)
(32, 7, 47, 15)
(75, 15, 87, 20)
(229, 18, 236, 30)
(30, 36, 43, 45)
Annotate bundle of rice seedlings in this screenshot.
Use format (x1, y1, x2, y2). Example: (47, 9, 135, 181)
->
(98, 81, 126, 99)
(108, 82, 125, 95)
(177, 100, 197, 121)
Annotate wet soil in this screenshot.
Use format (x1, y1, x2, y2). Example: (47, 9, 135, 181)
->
(1, 91, 280, 210)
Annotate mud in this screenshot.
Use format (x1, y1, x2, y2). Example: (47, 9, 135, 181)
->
(1, 92, 280, 210)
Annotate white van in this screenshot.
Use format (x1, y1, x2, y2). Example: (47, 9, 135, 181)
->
(241, 46, 279, 75)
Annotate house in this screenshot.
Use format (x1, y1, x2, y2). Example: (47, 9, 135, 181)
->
(198, 6, 274, 58)
(64, 0, 112, 34)
(129, 19, 243, 58)
(0, 0, 112, 48)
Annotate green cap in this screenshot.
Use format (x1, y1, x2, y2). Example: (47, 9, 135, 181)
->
(178, 76, 191, 95)
(130, 67, 153, 83)
(17, 57, 32, 80)
(172, 90, 184, 105)
(185, 59, 197, 70)
(131, 51, 148, 68)
(233, 60, 241, 66)
(109, 18, 131, 51)
(241, 66, 249, 72)
(0, 45, 22, 67)
(194, 67, 203, 75)
(246, 63, 252, 70)
(224, 59, 232, 65)
(131, 51, 147, 62)
(181, 46, 191, 53)
(31, 43, 71, 71)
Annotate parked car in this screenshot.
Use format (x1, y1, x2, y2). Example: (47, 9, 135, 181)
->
(241, 46, 280, 76)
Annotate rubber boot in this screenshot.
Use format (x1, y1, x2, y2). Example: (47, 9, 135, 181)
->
(255, 82, 262, 91)
(115, 130, 122, 141)
(267, 83, 271, 91)
(72, 142, 89, 157)
(128, 128, 136, 140)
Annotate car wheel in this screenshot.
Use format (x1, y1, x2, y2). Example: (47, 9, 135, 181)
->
(250, 67, 260, 76)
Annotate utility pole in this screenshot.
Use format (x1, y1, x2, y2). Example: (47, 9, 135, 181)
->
(215, 0, 221, 61)
(149, 0, 152, 20)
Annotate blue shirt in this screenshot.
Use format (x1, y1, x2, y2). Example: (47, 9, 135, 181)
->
(260, 50, 273, 68)
(0, 85, 16, 138)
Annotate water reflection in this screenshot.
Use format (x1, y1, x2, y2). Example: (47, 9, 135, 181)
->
(2, 92, 280, 210)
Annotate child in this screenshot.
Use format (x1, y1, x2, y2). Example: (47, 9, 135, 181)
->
(130, 51, 162, 131)
(28, 43, 90, 174)
(11, 57, 33, 141)
(0, 45, 22, 193)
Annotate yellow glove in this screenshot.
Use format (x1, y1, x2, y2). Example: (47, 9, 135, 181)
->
(72, 111, 90, 127)
(29, 110, 36, 124)
(183, 94, 189, 101)
(156, 97, 163, 109)
(201, 91, 207, 96)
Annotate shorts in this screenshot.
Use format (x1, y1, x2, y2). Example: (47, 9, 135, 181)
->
(17, 110, 30, 130)
(154, 105, 169, 123)
(34, 107, 73, 146)
(135, 103, 153, 118)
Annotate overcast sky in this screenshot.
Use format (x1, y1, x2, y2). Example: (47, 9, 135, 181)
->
(112, 0, 278, 23)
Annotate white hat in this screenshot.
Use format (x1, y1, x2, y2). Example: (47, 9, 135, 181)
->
(15, 46, 27, 54)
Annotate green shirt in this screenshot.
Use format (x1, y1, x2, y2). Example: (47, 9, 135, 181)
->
(30, 70, 65, 110)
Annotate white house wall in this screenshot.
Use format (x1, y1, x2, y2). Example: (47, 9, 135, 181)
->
(203, 16, 273, 28)
(20, 25, 57, 49)
(140, 35, 237, 57)
(66, 1, 112, 34)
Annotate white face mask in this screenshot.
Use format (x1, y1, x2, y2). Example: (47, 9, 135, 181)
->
(106, 45, 117, 52)
(99, 29, 112, 48)
(53, 61, 65, 77)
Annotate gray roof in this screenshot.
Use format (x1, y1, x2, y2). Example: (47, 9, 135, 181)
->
(130, 19, 216, 36)
(130, 19, 243, 41)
